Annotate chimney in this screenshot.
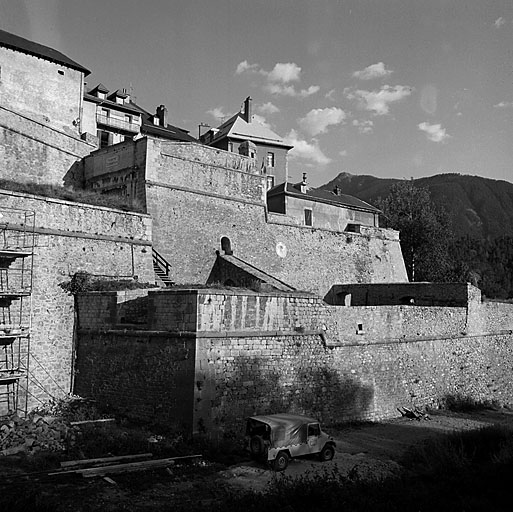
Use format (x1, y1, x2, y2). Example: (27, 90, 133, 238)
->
(334, 185, 342, 196)
(300, 172, 308, 193)
(243, 96, 252, 123)
(156, 105, 168, 127)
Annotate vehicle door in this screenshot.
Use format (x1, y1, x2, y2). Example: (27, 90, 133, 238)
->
(306, 423, 321, 454)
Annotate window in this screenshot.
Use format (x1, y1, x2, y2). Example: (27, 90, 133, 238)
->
(308, 424, 321, 437)
(58, 69, 64, 75)
(266, 152, 275, 167)
(266, 175, 275, 190)
(304, 208, 313, 226)
(228, 142, 233, 152)
(125, 114, 132, 124)
(98, 130, 111, 149)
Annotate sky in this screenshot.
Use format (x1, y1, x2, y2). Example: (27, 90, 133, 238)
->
(2, 0, 513, 186)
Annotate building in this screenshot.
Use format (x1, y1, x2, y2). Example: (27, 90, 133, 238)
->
(267, 176, 380, 231)
(0, 29, 96, 185)
(0, 28, 90, 134)
(200, 96, 293, 188)
(82, 84, 197, 149)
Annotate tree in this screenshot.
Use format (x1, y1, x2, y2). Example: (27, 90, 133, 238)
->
(378, 180, 456, 282)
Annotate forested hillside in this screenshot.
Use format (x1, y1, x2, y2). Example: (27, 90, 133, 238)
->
(320, 172, 513, 240)
(318, 173, 513, 298)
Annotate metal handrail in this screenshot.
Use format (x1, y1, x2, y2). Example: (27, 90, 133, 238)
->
(96, 113, 139, 133)
(152, 248, 170, 277)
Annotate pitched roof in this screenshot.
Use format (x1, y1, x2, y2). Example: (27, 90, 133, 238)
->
(207, 113, 293, 148)
(268, 182, 380, 213)
(0, 28, 90, 75)
(129, 102, 198, 143)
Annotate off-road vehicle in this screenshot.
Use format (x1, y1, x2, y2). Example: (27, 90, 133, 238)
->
(245, 413, 336, 471)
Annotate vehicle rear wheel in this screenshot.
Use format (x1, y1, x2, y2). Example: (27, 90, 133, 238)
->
(319, 444, 335, 462)
(250, 435, 265, 456)
(272, 451, 289, 472)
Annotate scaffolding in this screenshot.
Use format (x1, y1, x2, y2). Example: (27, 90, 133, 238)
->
(0, 206, 35, 418)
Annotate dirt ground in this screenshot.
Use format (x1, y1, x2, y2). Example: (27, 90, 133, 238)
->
(2, 408, 513, 511)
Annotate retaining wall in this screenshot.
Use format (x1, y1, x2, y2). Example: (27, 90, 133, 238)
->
(73, 287, 513, 435)
(0, 189, 154, 411)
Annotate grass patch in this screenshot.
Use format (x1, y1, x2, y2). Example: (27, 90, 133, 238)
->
(0, 178, 144, 213)
(208, 424, 513, 512)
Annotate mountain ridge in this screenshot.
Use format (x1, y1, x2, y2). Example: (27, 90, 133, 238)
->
(319, 172, 513, 240)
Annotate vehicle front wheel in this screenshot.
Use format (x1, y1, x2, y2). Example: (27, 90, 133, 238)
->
(272, 451, 289, 471)
(319, 444, 335, 462)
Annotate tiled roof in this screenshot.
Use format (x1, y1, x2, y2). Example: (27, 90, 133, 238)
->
(0, 28, 90, 75)
(83, 93, 142, 114)
(208, 113, 293, 148)
(268, 182, 381, 213)
(130, 102, 198, 142)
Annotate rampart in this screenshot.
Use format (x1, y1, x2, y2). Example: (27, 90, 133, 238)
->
(74, 285, 513, 435)
(83, 139, 407, 297)
(0, 189, 154, 411)
(0, 105, 95, 185)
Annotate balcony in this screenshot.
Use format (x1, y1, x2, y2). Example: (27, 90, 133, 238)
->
(96, 113, 140, 134)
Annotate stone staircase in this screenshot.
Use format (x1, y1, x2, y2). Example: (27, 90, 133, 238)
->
(152, 248, 174, 287)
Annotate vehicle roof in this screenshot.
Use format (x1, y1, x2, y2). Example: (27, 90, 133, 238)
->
(248, 413, 318, 428)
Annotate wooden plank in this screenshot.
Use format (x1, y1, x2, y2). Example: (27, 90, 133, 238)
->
(70, 418, 116, 426)
(60, 452, 153, 469)
(79, 455, 203, 478)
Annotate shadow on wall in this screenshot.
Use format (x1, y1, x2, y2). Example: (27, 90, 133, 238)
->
(211, 354, 374, 432)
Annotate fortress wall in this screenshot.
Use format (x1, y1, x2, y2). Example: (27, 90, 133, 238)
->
(73, 331, 196, 432)
(0, 46, 84, 131)
(0, 190, 154, 410)
(0, 106, 94, 185)
(145, 187, 407, 298)
(74, 289, 513, 434)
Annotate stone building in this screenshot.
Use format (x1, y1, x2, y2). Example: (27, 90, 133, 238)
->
(200, 96, 293, 188)
(0, 29, 96, 185)
(82, 84, 197, 149)
(267, 177, 380, 231)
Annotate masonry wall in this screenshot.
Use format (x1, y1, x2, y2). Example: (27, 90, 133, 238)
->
(284, 194, 377, 231)
(0, 105, 95, 185)
(0, 189, 154, 411)
(0, 46, 84, 133)
(137, 140, 407, 297)
(74, 288, 513, 435)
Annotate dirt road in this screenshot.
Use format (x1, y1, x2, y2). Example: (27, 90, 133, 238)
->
(220, 408, 513, 491)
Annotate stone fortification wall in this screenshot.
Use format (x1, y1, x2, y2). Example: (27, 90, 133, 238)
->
(0, 189, 154, 411)
(0, 46, 84, 132)
(74, 287, 513, 435)
(0, 106, 95, 185)
(140, 141, 407, 297)
(325, 282, 478, 306)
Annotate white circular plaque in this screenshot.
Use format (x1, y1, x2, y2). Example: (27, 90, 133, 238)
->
(276, 242, 287, 258)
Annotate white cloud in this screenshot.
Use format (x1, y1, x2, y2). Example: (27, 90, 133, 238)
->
(235, 60, 260, 75)
(352, 119, 374, 134)
(494, 17, 506, 28)
(257, 102, 280, 115)
(251, 114, 271, 129)
(325, 89, 336, 101)
(206, 107, 227, 121)
(268, 62, 301, 83)
(352, 62, 393, 80)
(265, 83, 320, 98)
(236, 60, 319, 98)
(299, 107, 347, 136)
(339, 150, 348, 157)
(284, 129, 331, 165)
(299, 85, 320, 98)
(346, 85, 413, 115)
(418, 122, 450, 142)
(494, 101, 513, 108)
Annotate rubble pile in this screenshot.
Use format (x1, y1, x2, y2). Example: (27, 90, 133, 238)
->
(0, 413, 76, 455)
